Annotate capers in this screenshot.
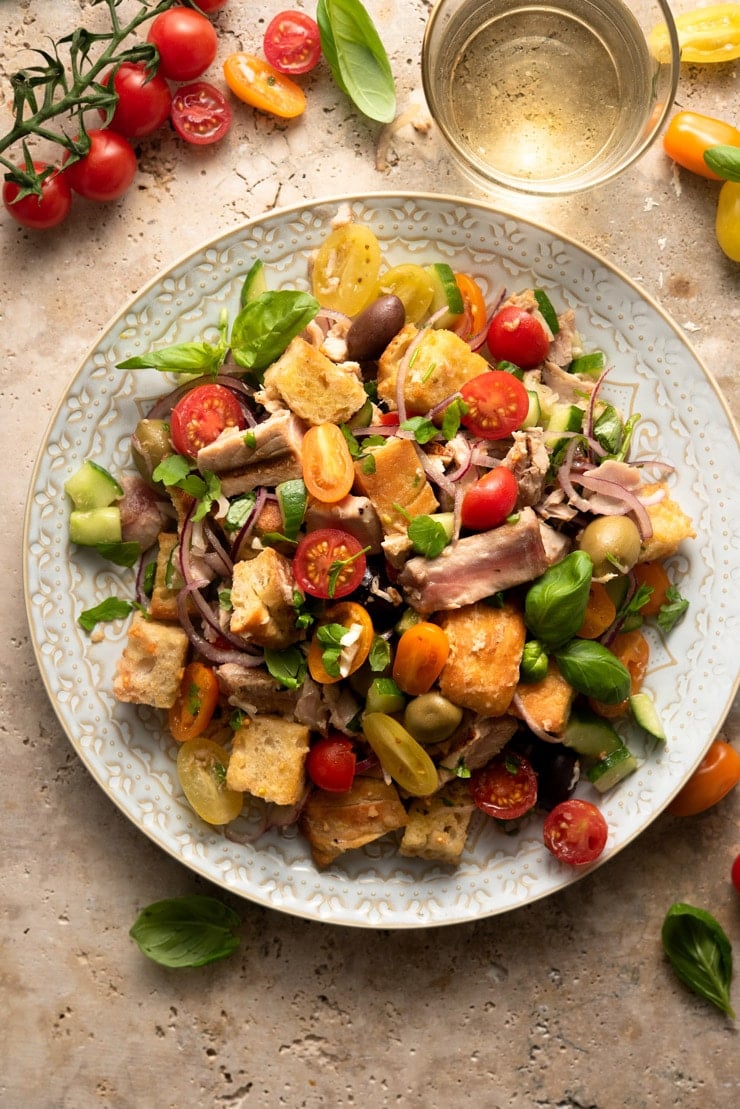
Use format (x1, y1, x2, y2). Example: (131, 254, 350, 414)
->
(346, 294, 406, 362)
(131, 418, 172, 484)
(403, 692, 463, 746)
(577, 515, 642, 577)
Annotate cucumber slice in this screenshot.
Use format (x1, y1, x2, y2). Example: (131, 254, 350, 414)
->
(534, 288, 559, 335)
(569, 351, 606, 377)
(545, 402, 584, 451)
(65, 460, 123, 511)
(426, 262, 464, 327)
(521, 389, 542, 429)
(69, 507, 122, 547)
(276, 478, 307, 540)
(630, 692, 666, 741)
(240, 259, 267, 306)
(562, 706, 623, 759)
(587, 745, 638, 792)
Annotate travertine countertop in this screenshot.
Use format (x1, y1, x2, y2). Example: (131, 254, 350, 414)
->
(1, 3, 738, 1106)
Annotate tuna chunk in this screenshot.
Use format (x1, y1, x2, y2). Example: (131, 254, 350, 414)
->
(438, 716, 519, 781)
(304, 494, 383, 553)
(216, 663, 300, 717)
(196, 409, 305, 496)
(119, 474, 170, 551)
(500, 429, 550, 508)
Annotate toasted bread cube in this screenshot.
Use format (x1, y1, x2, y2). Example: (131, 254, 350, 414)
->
(113, 611, 189, 709)
(438, 602, 526, 717)
(226, 715, 310, 805)
(258, 336, 366, 426)
(230, 547, 301, 649)
(353, 437, 438, 536)
(512, 660, 575, 736)
(399, 779, 475, 864)
(298, 776, 408, 868)
(149, 532, 185, 621)
(638, 483, 696, 563)
(377, 324, 490, 414)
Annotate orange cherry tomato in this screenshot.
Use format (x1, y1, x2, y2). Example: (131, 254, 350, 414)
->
(667, 740, 740, 816)
(308, 602, 374, 684)
(633, 561, 672, 617)
(589, 630, 649, 718)
(576, 582, 617, 639)
(168, 662, 219, 743)
(663, 111, 740, 180)
(223, 52, 306, 119)
(451, 273, 488, 342)
(392, 622, 450, 696)
(302, 422, 355, 504)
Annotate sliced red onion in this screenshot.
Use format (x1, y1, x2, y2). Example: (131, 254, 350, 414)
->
(203, 516, 234, 576)
(231, 485, 268, 560)
(176, 588, 263, 667)
(577, 472, 653, 538)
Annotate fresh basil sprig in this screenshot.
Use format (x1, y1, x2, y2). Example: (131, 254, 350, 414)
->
(117, 338, 229, 374)
(317, 0, 397, 124)
(524, 550, 593, 649)
(230, 291, 320, 373)
(662, 903, 735, 1018)
(129, 895, 241, 968)
(553, 639, 631, 703)
(704, 144, 740, 183)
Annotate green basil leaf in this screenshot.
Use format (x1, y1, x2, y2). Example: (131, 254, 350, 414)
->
(264, 646, 308, 690)
(153, 453, 192, 487)
(524, 550, 593, 648)
(661, 903, 735, 1018)
(317, 0, 396, 124)
(407, 514, 449, 559)
(554, 639, 631, 703)
(78, 596, 133, 632)
(368, 634, 392, 672)
(224, 493, 257, 532)
(593, 404, 623, 455)
(230, 291, 320, 373)
(129, 895, 241, 968)
(400, 416, 438, 445)
(441, 397, 468, 440)
(657, 585, 689, 633)
(118, 341, 226, 374)
(704, 144, 740, 183)
(95, 540, 141, 568)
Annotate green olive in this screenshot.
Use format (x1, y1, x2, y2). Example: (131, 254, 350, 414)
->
(577, 515, 642, 577)
(403, 692, 463, 746)
(132, 418, 172, 484)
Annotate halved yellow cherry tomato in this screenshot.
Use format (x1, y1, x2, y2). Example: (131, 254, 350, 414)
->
(223, 52, 306, 119)
(668, 739, 740, 816)
(372, 264, 436, 324)
(168, 661, 219, 742)
(663, 111, 740, 179)
(716, 180, 740, 262)
(451, 272, 488, 341)
(311, 223, 382, 315)
(392, 622, 450, 696)
(302, 422, 355, 503)
(308, 601, 374, 684)
(649, 4, 740, 63)
(176, 737, 243, 825)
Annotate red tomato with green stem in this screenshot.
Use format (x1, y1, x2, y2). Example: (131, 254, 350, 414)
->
(170, 383, 247, 457)
(171, 82, 232, 144)
(147, 7, 218, 82)
(460, 370, 530, 440)
(293, 528, 367, 600)
(487, 305, 550, 369)
(543, 798, 608, 865)
(100, 62, 172, 138)
(264, 11, 322, 75)
(461, 466, 519, 531)
(470, 753, 538, 820)
(63, 130, 137, 201)
(306, 735, 357, 792)
(2, 162, 72, 229)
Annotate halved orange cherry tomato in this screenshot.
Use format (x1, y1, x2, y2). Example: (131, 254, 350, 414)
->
(633, 561, 672, 617)
(168, 662, 219, 743)
(223, 52, 306, 119)
(663, 111, 740, 180)
(451, 273, 488, 342)
(302, 422, 355, 503)
(589, 630, 649, 718)
(308, 601, 374, 683)
(392, 622, 450, 696)
(667, 740, 740, 816)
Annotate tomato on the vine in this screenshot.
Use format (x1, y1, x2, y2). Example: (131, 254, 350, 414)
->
(63, 130, 137, 201)
(147, 7, 218, 82)
(301, 422, 355, 504)
(460, 370, 530, 440)
(487, 305, 550, 368)
(543, 799, 608, 865)
(293, 528, 367, 599)
(2, 162, 72, 229)
(667, 739, 740, 816)
(470, 753, 538, 820)
(171, 82, 232, 144)
(264, 11, 322, 75)
(306, 735, 357, 792)
(461, 466, 519, 531)
(170, 383, 247, 457)
(663, 111, 740, 180)
(223, 53, 306, 119)
(101, 62, 172, 138)
(168, 662, 219, 743)
(193, 0, 229, 12)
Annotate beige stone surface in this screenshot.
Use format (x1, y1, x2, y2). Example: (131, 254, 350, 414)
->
(1, 3, 738, 1107)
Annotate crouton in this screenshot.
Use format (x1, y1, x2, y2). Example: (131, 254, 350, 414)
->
(298, 776, 408, 868)
(437, 603, 526, 716)
(377, 324, 490, 414)
(149, 532, 186, 621)
(511, 660, 575, 736)
(257, 336, 366, 426)
(399, 778, 475, 864)
(226, 715, 310, 805)
(113, 611, 189, 709)
(638, 483, 696, 563)
(230, 547, 302, 649)
(353, 437, 438, 536)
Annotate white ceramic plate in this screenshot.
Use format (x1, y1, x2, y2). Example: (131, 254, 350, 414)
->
(24, 194, 740, 928)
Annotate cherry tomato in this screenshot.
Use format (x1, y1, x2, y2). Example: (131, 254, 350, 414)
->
(632, 561, 672, 617)
(663, 111, 740, 180)
(3, 162, 72, 230)
(308, 601, 374, 683)
(311, 223, 383, 316)
(147, 7, 218, 82)
(392, 622, 450, 696)
(372, 264, 436, 324)
(168, 662, 219, 743)
(63, 130, 137, 202)
(170, 383, 247, 457)
(293, 528, 367, 599)
(667, 740, 740, 817)
(732, 853, 740, 894)
(469, 753, 538, 820)
(263, 11, 322, 75)
(460, 370, 530, 440)
(171, 82, 232, 145)
(716, 181, 740, 263)
(589, 630, 649, 718)
(223, 52, 306, 119)
(302, 422, 355, 503)
(194, 0, 229, 12)
(486, 305, 550, 369)
(543, 798, 608, 865)
(461, 466, 519, 531)
(649, 4, 740, 64)
(306, 735, 357, 792)
(176, 737, 243, 825)
(100, 62, 173, 138)
(451, 272, 488, 344)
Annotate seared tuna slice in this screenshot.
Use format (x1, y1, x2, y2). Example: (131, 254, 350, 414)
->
(304, 494, 383, 553)
(197, 409, 305, 496)
(216, 663, 300, 717)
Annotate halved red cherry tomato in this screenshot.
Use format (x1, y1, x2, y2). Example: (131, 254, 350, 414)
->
(469, 753, 538, 820)
(460, 370, 530, 440)
(168, 662, 219, 743)
(293, 528, 367, 599)
(3, 162, 71, 229)
(667, 739, 740, 816)
(63, 130, 137, 201)
(171, 82, 232, 145)
(223, 52, 306, 119)
(486, 305, 550, 369)
(543, 798, 608, 865)
(100, 62, 173, 138)
(264, 11, 322, 75)
(663, 111, 740, 180)
(147, 7, 218, 82)
(461, 466, 518, 531)
(306, 735, 357, 792)
(392, 622, 450, 696)
(308, 601, 374, 683)
(170, 383, 247, 457)
(302, 423, 355, 503)
(451, 273, 488, 344)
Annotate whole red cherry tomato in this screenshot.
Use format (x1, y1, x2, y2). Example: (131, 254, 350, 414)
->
(193, 0, 229, 12)
(461, 466, 519, 531)
(543, 798, 608, 865)
(487, 305, 550, 369)
(100, 62, 172, 138)
(306, 736, 357, 792)
(2, 162, 72, 229)
(731, 853, 740, 894)
(63, 130, 137, 201)
(147, 7, 218, 82)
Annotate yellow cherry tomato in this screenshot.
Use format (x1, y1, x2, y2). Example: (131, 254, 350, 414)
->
(716, 180, 740, 262)
(223, 52, 306, 119)
(311, 223, 383, 316)
(176, 737, 243, 825)
(372, 264, 436, 324)
(649, 4, 740, 63)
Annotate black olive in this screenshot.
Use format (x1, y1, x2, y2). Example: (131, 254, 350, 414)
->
(509, 734, 580, 811)
(352, 559, 403, 631)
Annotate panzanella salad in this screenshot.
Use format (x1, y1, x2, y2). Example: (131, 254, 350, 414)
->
(68, 218, 695, 871)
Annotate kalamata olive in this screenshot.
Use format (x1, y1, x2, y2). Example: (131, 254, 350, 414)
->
(346, 294, 406, 362)
(131, 418, 171, 484)
(353, 560, 403, 632)
(509, 735, 580, 811)
(403, 692, 464, 745)
(577, 515, 642, 577)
